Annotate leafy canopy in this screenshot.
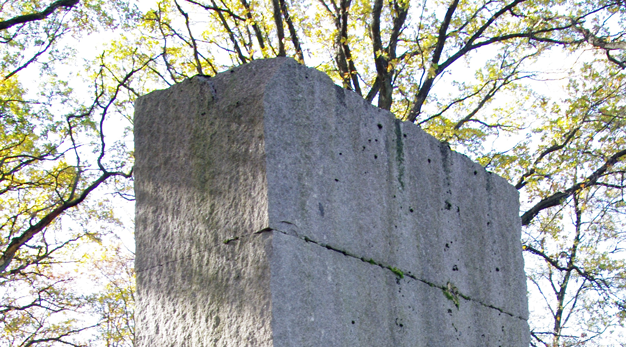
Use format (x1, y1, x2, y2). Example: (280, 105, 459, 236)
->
(1, 0, 626, 346)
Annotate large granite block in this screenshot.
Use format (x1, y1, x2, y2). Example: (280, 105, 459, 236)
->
(134, 57, 529, 346)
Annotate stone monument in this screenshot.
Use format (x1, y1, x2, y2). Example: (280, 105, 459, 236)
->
(134, 57, 529, 346)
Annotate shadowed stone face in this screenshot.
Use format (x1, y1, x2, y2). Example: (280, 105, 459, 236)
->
(134, 57, 529, 347)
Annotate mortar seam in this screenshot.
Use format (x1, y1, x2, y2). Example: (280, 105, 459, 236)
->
(225, 227, 528, 321)
(136, 227, 273, 273)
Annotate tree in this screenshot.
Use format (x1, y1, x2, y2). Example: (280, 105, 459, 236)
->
(504, 57, 626, 346)
(1, 0, 138, 345)
(2, 0, 626, 345)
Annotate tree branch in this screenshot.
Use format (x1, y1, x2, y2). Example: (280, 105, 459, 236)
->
(174, 0, 204, 75)
(521, 148, 626, 225)
(279, 0, 304, 63)
(184, 0, 245, 21)
(240, 0, 267, 54)
(271, 0, 285, 56)
(406, 0, 459, 120)
(523, 245, 608, 290)
(0, 0, 79, 31)
(0, 169, 131, 274)
(205, 0, 247, 64)
(371, 0, 409, 109)
(515, 126, 581, 189)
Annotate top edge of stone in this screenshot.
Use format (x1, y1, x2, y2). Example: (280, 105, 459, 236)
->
(135, 57, 519, 201)
(135, 57, 301, 103)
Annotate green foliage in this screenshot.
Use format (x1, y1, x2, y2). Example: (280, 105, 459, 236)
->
(1, 0, 138, 345)
(443, 282, 460, 309)
(389, 266, 404, 279)
(1, 0, 626, 345)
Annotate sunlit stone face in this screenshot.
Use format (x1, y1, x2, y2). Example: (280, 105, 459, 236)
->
(134, 57, 529, 347)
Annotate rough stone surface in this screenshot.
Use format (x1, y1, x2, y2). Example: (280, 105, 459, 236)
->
(134, 57, 529, 347)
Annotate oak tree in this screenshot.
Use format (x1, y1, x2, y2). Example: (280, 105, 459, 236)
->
(2, 0, 626, 345)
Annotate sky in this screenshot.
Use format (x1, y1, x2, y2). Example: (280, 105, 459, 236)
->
(12, 0, 625, 344)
